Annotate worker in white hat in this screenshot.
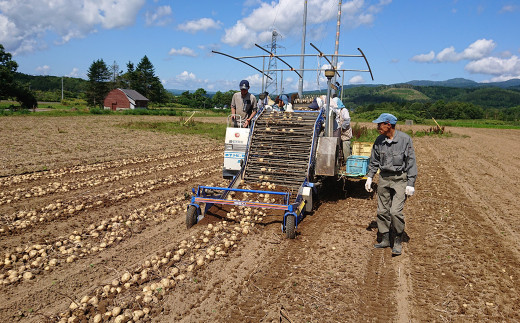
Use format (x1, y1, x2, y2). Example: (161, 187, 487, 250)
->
(332, 95, 352, 161)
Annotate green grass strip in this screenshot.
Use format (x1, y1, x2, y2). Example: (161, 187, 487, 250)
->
(118, 120, 227, 141)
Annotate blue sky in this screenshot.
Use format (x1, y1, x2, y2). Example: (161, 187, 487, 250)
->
(1, 0, 519, 94)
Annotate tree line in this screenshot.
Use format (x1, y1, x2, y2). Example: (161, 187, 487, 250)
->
(353, 100, 520, 123)
(86, 56, 170, 107)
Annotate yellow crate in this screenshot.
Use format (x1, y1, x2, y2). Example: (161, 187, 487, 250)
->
(352, 142, 372, 157)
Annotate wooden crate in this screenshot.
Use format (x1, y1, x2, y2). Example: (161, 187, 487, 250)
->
(352, 142, 372, 157)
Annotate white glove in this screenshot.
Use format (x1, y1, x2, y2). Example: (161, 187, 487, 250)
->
(365, 177, 373, 192)
(405, 186, 415, 196)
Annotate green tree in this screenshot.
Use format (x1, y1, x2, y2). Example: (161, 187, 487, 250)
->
(121, 56, 167, 103)
(86, 59, 111, 107)
(13, 86, 37, 109)
(0, 44, 19, 98)
(134, 56, 167, 103)
(0, 44, 38, 109)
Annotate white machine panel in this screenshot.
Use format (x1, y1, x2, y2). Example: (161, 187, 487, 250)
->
(223, 127, 250, 179)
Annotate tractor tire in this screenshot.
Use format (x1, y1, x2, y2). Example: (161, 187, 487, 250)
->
(186, 205, 198, 229)
(285, 215, 296, 239)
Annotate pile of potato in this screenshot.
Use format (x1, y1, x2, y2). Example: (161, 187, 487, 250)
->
(55, 208, 258, 322)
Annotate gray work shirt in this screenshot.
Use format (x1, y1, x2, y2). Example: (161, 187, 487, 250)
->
(230, 92, 257, 121)
(367, 130, 417, 187)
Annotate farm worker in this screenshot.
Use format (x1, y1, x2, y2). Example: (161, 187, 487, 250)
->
(230, 80, 257, 128)
(365, 113, 417, 256)
(307, 98, 320, 110)
(273, 94, 292, 112)
(332, 97, 352, 161)
(258, 91, 269, 111)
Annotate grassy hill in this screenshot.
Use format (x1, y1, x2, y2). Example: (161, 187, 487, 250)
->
(379, 87, 430, 101)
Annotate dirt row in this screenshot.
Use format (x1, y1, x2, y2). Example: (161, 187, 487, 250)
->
(1, 115, 519, 322)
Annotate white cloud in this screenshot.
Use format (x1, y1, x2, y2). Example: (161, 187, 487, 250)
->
(177, 18, 222, 33)
(163, 70, 220, 91)
(145, 5, 172, 26)
(436, 46, 459, 62)
(349, 75, 365, 84)
(412, 39, 496, 63)
(68, 67, 80, 77)
(465, 55, 520, 76)
(36, 65, 51, 75)
(0, 0, 146, 54)
(460, 39, 496, 60)
(499, 5, 518, 13)
(222, 0, 391, 48)
(483, 74, 520, 83)
(168, 47, 198, 57)
(221, 21, 251, 47)
(177, 71, 196, 81)
(411, 51, 435, 63)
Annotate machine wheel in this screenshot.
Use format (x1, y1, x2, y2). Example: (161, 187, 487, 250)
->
(186, 205, 198, 229)
(285, 215, 296, 239)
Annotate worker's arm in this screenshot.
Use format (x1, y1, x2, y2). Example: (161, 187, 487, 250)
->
(244, 110, 257, 127)
(244, 95, 257, 126)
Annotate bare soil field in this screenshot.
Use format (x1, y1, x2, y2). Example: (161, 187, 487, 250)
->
(1, 115, 520, 322)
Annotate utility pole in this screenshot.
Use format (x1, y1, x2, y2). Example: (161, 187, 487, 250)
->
(61, 76, 64, 102)
(298, 0, 308, 99)
(332, 0, 342, 96)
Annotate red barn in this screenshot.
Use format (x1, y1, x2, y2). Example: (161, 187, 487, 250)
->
(103, 89, 149, 110)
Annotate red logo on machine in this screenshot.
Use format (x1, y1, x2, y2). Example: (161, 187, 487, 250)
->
(235, 133, 240, 138)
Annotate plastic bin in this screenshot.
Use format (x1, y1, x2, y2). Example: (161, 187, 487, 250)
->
(346, 155, 369, 176)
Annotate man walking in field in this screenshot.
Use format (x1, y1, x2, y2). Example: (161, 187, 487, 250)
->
(365, 113, 417, 256)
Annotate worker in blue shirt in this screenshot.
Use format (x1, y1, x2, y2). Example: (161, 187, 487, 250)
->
(365, 113, 417, 256)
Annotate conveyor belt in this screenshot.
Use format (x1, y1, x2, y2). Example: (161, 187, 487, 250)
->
(242, 110, 320, 192)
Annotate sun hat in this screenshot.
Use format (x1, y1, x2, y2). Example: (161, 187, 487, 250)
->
(280, 94, 289, 105)
(372, 113, 397, 125)
(308, 98, 319, 110)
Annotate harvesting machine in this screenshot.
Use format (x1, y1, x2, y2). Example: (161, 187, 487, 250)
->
(186, 45, 373, 238)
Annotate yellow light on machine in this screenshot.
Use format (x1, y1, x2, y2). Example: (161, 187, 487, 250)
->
(324, 69, 335, 79)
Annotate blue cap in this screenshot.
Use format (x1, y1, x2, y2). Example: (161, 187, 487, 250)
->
(239, 80, 249, 89)
(372, 113, 397, 125)
(280, 94, 289, 105)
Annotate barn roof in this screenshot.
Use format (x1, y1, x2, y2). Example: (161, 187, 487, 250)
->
(120, 89, 149, 101)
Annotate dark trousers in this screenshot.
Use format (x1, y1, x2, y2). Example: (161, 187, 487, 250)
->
(376, 172, 407, 235)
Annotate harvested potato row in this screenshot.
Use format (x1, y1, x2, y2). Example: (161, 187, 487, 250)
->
(0, 166, 219, 235)
(0, 145, 221, 188)
(0, 151, 221, 206)
(0, 197, 192, 286)
(54, 208, 258, 323)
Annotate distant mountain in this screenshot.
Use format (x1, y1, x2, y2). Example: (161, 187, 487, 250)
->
(167, 89, 217, 96)
(486, 78, 520, 88)
(405, 78, 520, 89)
(406, 78, 479, 88)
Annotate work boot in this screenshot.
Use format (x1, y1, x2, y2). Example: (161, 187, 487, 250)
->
(374, 232, 390, 248)
(392, 235, 403, 256)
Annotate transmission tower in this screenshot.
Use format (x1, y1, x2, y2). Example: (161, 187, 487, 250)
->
(264, 30, 283, 95)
